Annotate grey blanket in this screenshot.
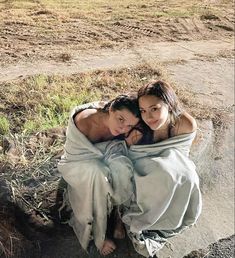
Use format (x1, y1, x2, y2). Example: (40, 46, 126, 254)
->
(57, 104, 135, 251)
(58, 104, 202, 257)
(121, 132, 202, 257)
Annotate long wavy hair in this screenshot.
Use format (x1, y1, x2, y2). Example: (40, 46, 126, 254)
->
(138, 80, 182, 125)
(137, 80, 183, 144)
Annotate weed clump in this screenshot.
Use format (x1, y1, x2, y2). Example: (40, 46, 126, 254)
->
(0, 116, 10, 135)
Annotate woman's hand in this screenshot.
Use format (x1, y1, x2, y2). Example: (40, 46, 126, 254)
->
(125, 129, 143, 146)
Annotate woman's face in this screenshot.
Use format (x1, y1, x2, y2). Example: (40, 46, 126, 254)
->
(139, 95, 169, 130)
(108, 108, 139, 136)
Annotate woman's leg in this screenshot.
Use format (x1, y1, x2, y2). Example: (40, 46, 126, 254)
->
(113, 208, 126, 239)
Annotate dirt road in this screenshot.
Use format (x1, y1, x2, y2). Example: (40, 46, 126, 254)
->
(0, 39, 234, 82)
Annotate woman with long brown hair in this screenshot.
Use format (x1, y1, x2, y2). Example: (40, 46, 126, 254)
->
(122, 80, 202, 258)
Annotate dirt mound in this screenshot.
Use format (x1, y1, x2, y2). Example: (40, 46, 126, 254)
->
(184, 235, 235, 258)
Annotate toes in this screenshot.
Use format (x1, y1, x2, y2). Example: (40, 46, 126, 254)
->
(100, 241, 116, 256)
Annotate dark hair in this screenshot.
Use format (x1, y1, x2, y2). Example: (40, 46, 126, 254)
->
(138, 80, 182, 125)
(102, 94, 140, 118)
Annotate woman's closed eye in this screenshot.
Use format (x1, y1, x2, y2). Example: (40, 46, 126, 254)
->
(118, 117, 124, 123)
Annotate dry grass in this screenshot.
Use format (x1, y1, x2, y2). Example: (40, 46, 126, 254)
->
(0, 64, 163, 134)
(1, 0, 232, 22)
(0, 63, 233, 257)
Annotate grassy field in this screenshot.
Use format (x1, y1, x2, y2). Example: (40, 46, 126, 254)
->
(1, 0, 232, 19)
(1, 62, 230, 136)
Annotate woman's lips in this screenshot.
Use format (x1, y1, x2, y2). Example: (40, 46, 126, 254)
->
(114, 129, 122, 135)
(147, 120, 158, 127)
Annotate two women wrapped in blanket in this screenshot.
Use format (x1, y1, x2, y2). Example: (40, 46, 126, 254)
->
(57, 80, 202, 257)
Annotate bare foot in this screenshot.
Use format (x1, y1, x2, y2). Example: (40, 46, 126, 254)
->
(100, 239, 116, 256)
(113, 216, 126, 239)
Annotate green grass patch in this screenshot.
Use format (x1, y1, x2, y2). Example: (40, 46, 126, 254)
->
(0, 65, 162, 135)
(0, 115, 10, 135)
(22, 90, 99, 133)
(0, 63, 232, 137)
(1, 0, 229, 23)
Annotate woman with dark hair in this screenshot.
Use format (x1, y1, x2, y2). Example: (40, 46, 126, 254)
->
(125, 80, 197, 145)
(74, 94, 140, 143)
(58, 95, 140, 256)
(138, 80, 196, 143)
(122, 81, 202, 257)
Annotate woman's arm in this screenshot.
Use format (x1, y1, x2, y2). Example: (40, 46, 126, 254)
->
(174, 112, 197, 136)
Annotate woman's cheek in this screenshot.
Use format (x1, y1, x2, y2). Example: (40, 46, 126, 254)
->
(141, 113, 146, 121)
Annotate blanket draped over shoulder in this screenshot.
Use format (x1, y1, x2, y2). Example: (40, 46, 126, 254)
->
(120, 132, 202, 257)
(57, 104, 135, 251)
(58, 104, 202, 257)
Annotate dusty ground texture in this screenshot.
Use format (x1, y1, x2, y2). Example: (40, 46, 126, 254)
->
(184, 235, 235, 258)
(0, 0, 234, 66)
(0, 0, 234, 258)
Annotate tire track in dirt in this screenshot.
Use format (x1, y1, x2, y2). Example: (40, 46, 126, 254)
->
(0, 8, 234, 65)
(112, 22, 161, 37)
(67, 20, 130, 42)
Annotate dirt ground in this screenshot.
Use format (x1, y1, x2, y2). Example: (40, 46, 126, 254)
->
(184, 235, 235, 258)
(0, 0, 234, 67)
(0, 1, 234, 258)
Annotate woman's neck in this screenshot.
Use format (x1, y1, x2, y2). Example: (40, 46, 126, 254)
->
(153, 121, 171, 142)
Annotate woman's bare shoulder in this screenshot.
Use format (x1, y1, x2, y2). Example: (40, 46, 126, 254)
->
(73, 109, 97, 135)
(174, 112, 197, 136)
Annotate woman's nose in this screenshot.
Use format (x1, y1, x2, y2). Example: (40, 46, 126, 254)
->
(146, 112, 153, 120)
(119, 126, 126, 132)
(119, 125, 129, 133)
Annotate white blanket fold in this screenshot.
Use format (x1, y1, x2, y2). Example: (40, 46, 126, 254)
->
(57, 105, 134, 250)
(120, 132, 202, 257)
(58, 104, 202, 257)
